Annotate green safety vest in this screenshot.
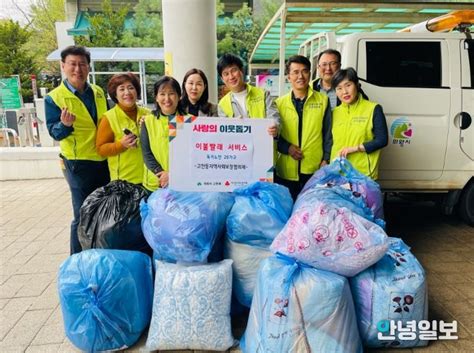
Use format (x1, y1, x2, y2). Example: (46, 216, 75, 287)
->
(331, 95, 380, 179)
(275, 88, 329, 181)
(218, 84, 266, 118)
(48, 82, 107, 161)
(142, 113, 193, 191)
(105, 105, 150, 184)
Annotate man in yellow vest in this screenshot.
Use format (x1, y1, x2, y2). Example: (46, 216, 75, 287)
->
(217, 53, 279, 136)
(45, 46, 110, 254)
(275, 55, 332, 200)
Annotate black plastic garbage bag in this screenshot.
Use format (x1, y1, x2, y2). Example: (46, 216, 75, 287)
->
(78, 180, 151, 254)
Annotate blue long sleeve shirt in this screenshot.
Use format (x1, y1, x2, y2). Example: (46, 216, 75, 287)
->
(45, 80, 98, 141)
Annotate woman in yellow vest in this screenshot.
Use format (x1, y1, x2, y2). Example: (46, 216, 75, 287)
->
(330, 68, 388, 179)
(141, 76, 189, 192)
(96, 73, 150, 184)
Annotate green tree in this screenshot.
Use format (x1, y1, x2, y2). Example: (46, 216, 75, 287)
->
(0, 20, 37, 102)
(75, 0, 129, 47)
(121, 0, 163, 48)
(216, 1, 280, 64)
(25, 0, 66, 73)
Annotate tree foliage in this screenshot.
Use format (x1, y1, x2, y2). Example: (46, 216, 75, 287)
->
(75, 0, 129, 47)
(121, 0, 163, 48)
(25, 0, 66, 73)
(216, 0, 281, 65)
(0, 20, 38, 102)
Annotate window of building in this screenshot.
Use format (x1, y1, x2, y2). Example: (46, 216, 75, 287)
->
(366, 42, 442, 88)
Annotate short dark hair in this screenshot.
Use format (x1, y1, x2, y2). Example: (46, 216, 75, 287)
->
(331, 67, 359, 90)
(153, 76, 184, 116)
(181, 68, 213, 115)
(217, 53, 244, 77)
(107, 73, 141, 103)
(317, 49, 341, 64)
(60, 45, 91, 64)
(285, 55, 311, 75)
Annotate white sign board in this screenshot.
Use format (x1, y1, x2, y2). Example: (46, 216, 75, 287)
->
(169, 116, 274, 192)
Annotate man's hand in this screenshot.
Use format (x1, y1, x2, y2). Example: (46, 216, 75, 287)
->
(319, 160, 328, 168)
(267, 124, 278, 137)
(289, 144, 303, 160)
(156, 171, 169, 188)
(60, 108, 76, 127)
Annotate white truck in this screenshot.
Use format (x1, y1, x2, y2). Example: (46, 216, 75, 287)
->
(299, 27, 474, 225)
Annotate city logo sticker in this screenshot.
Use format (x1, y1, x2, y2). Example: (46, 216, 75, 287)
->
(390, 118, 413, 147)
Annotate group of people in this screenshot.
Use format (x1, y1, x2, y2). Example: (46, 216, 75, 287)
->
(46, 45, 388, 255)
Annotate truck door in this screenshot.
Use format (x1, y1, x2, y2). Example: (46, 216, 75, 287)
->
(357, 40, 450, 183)
(459, 39, 474, 161)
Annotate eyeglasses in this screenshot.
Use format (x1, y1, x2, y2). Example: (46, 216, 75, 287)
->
(289, 69, 310, 77)
(318, 61, 340, 69)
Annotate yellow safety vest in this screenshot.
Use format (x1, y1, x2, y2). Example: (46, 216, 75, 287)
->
(142, 114, 171, 192)
(105, 105, 150, 184)
(275, 89, 329, 181)
(218, 84, 266, 118)
(330, 95, 380, 179)
(48, 82, 107, 161)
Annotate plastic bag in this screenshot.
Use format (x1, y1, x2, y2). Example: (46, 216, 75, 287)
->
(271, 202, 388, 277)
(224, 237, 272, 307)
(350, 237, 428, 348)
(58, 249, 153, 352)
(226, 182, 293, 246)
(78, 180, 151, 254)
(241, 254, 362, 353)
(302, 158, 384, 222)
(140, 189, 234, 263)
(146, 259, 234, 351)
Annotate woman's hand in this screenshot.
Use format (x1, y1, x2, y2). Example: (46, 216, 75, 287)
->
(338, 145, 363, 158)
(120, 134, 137, 149)
(156, 171, 169, 188)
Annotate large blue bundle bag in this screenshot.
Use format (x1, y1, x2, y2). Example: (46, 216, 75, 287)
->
(301, 158, 384, 224)
(350, 237, 428, 348)
(141, 189, 234, 263)
(146, 259, 234, 351)
(58, 249, 153, 352)
(241, 254, 363, 353)
(224, 238, 272, 307)
(226, 182, 293, 246)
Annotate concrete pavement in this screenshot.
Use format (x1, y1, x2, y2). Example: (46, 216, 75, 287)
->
(0, 178, 473, 352)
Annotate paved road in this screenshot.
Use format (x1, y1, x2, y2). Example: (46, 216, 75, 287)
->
(0, 179, 472, 352)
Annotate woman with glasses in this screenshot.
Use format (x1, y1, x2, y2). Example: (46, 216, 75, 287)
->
(181, 68, 218, 117)
(330, 67, 388, 180)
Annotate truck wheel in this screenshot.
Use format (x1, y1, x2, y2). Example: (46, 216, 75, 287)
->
(458, 180, 474, 226)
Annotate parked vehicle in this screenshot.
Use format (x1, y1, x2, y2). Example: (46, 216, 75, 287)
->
(299, 13, 474, 224)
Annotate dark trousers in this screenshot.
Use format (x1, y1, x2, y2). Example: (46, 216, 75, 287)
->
(62, 157, 110, 255)
(274, 173, 313, 201)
